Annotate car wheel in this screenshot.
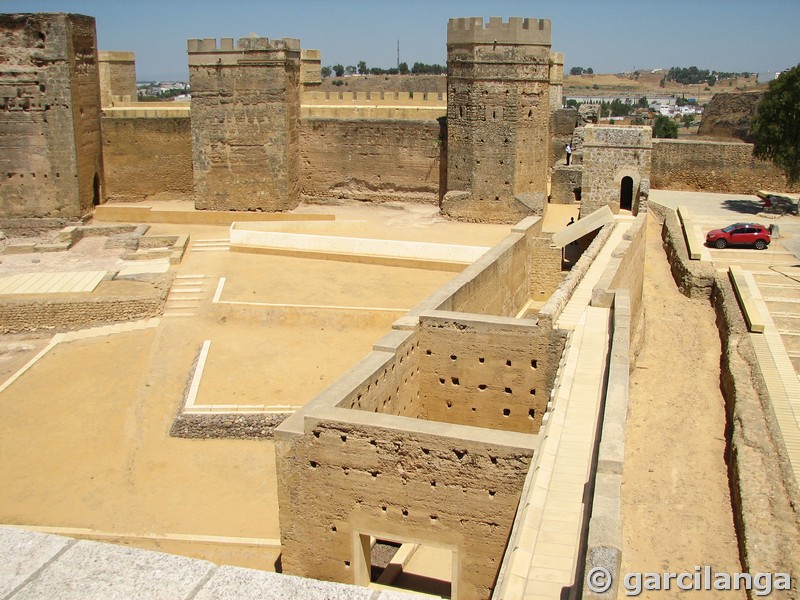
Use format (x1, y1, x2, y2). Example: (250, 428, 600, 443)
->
(715, 239, 727, 249)
(754, 239, 767, 250)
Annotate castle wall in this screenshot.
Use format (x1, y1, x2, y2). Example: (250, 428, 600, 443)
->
(444, 17, 553, 223)
(97, 51, 136, 106)
(651, 139, 800, 193)
(188, 37, 301, 211)
(102, 115, 192, 201)
(0, 13, 103, 220)
(299, 118, 442, 204)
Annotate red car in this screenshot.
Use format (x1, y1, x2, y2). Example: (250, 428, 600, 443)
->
(705, 223, 771, 250)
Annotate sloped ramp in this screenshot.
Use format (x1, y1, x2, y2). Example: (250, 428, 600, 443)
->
(551, 205, 614, 248)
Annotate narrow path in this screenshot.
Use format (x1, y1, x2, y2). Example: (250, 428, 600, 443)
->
(618, 215, 743, 598)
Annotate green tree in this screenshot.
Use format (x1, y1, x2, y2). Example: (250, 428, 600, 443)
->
(752, 64, 800, 183)
(398, 62, 409, 75)
(357, 61, 367, 75)
(321, 66, 332, 78)
(638, 96, 649, 108)
(681, 114, 694, 128)
(653, 114, 678, 138)
(345, 65, 356, 76)
(333, 64, 344, 77)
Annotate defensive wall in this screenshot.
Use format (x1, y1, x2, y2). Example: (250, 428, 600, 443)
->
(97, 106, 800, 208)
(651, 139, 800, 194)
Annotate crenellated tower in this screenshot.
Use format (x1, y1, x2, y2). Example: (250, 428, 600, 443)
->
(443, 17, 553, 223)
(188, 36, 301, 211)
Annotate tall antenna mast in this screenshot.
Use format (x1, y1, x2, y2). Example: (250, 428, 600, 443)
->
(397, 40, 400, 70)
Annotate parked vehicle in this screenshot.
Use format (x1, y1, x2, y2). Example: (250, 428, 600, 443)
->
(705, 223, 771, 250)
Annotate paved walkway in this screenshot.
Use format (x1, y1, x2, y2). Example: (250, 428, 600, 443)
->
(0, 271, 105, 294)
(556, 217, 633, 330)
(499, 306, 611, 600)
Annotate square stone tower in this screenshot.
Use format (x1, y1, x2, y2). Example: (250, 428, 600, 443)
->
(581, 124, 652, 216)
(443, 17, 553, 223)
(97, 51, 137, 106)
(188, 36, 301, 211)
(0, 13, 104, 221)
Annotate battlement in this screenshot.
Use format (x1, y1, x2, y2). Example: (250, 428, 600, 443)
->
(188, 36, 300, 66)
(447, 16, 551, 46)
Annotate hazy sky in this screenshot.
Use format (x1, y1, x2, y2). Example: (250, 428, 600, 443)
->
(3, 0, 799, 81)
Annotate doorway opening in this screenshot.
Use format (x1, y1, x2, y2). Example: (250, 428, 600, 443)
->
(358, 534, 454, 598)
(92, 173, 101, 206)
(620, 176, 633, 211)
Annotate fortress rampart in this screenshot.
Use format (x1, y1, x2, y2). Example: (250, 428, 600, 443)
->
(446, 16, 551, 46)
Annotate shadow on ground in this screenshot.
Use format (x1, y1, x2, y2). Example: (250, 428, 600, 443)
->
(721, 199, 763, 215)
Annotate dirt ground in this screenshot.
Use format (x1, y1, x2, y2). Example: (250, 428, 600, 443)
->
(618, 215, 744, 598)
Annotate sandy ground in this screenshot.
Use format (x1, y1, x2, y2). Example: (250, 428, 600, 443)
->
(0, 200, 506, 570)
(618, 215, 744, 598)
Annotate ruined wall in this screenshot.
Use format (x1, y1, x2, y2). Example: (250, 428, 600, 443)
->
(696, 91, 762, 142)
(549, 165, 582, 204)
(444, 17, 553, 223)
(276, 412, 535, 600)
(188, 37, 301, 211)
(529, 235, 565, 300)
(581, 125, 651, 216)
(300, 118, 442, 204)
(102, 115, 192, 201)
(0, 13, 103, 220)
(417, 313, 565, 433)
(651, 139, 800, 193)
(97, 51, 136, 106)
(0, 279, 168, 334)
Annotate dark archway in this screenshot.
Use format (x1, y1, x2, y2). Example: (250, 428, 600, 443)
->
(92, 173, 101, 206)
(620, 176, 633, 211)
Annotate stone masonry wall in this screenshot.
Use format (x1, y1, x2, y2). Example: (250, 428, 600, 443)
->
(0, 281, 168, 334)
(300, 118, 443, 204)
(0, 13, 102, 219)
(66, 15, 104, 214)
(445, 17, 553, 222)
(582, 125, 651, 216)
(189, 37, 301, 211)
(276, 417, 534, 600)
(102, 116, 192, 201)
(651, 139, 800, 193)
(417, 313, 565, 434)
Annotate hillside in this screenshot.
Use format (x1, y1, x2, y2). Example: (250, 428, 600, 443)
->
(564, 71, 764, 104)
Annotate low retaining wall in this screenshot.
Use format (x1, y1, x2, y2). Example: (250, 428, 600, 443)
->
(0, 279, 170, 334)
(660, 210, 714, 299)
(712, 277, 800, 588)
